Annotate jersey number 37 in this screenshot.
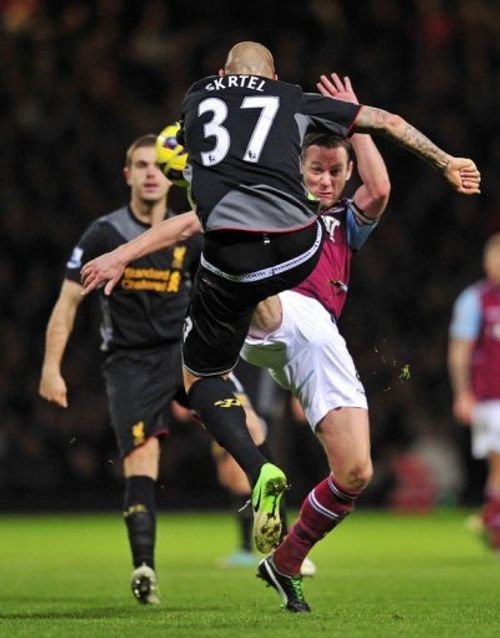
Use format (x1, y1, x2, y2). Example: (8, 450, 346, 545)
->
(198, 96, 280, 167)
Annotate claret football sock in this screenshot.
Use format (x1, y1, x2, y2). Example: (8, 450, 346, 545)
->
(257, 440, 273, 459)
(123, 475, 156, 569)
(188, 377, 267, 485)
(273, 474, 360, 576)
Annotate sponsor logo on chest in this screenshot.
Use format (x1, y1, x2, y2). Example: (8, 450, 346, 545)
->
(323, 215, 341, 242)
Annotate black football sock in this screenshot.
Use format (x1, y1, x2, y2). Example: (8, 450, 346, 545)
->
(258, 441, 289, 538)
(188, 377, 267, 486)
(257, 440, 273, 460)
(232, 494, 253, 552)
(123, 475, 156, 569)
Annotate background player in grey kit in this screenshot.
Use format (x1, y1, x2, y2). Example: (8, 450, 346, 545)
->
(39, 134, 271, 603)
(449, 234, 500, 550)
(40, 135, 201, 604)
(81, 41, 481, 564)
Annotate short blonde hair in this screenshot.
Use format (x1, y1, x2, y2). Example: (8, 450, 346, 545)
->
(125, 134, 157, 167)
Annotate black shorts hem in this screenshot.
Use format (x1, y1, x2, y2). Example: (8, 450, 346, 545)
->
(119, 428, 170, 460)
(182, 360, 238, 378)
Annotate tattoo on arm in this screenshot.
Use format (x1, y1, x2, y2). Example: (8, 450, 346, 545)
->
(355, 106, 450, 171)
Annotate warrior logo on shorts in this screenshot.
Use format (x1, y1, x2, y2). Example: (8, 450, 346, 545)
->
(214, 398, 242, 408)
(132, 421, 146, 447)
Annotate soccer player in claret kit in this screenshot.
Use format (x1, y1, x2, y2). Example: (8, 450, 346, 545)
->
(449, 234, 500, 551)
(241, 73, 391, 611)
(82, 42, 480, 583)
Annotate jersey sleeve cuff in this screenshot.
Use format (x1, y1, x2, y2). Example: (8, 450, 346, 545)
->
(351, 202, 379, 225)
(346, 104, 363, 137)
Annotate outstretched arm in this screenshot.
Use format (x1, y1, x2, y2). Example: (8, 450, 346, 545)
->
(318, 73, 391, 219)
(39, 280, 83, 408)
(352, 105, 481, 195)
(81, 211, 202, 296)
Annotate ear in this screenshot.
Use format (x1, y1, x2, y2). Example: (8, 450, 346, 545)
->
(345, 160, 354, 181)
(273, 73, 278, 80)
(123, 166, 132, 186)
(218, 68, 225, 77)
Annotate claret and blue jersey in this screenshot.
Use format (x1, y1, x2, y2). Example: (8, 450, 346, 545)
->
(293, 199, 378, 319)
(450, 280, 500, 400)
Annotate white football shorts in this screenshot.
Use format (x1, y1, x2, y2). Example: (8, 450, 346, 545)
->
(471, 400, 500, 459)
(241, 290, 367, 430)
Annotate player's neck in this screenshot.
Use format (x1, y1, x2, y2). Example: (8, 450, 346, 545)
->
(319, 199, 340, 212)
(129, 199, 167, 226)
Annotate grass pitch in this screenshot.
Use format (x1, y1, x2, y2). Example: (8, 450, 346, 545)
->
(2, 510, 500, 637)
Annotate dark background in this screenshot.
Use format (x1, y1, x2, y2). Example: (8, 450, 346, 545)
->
(2, 0, 498, 511)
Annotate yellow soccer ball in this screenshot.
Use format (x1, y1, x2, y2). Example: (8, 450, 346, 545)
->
(156, 122, 188, 187)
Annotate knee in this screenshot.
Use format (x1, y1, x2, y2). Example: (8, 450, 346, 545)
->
(341, 458, 373, 493)
(124, 438, 160, 479)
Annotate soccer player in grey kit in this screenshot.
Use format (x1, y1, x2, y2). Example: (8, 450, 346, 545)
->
(39, 134, 271, 604)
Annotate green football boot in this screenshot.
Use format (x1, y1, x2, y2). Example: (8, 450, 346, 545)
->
(251, 463, 288, 554)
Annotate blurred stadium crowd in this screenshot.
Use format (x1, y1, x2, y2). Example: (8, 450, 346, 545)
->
(2, 0, 499, 510)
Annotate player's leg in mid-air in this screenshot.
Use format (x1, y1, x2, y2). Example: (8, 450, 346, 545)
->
(184, 222, 324, 554)
(213, 395, 318, 575)
(243, 290, 372, 611)
(173, 375, 288, 565)
(213, 376, 318, 571)
(103, 344, 183, 605)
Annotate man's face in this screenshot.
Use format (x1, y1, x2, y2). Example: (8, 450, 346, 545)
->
(484, 248, 500, 285)
(301, 144, 353, 210)
(124, 146, 169, 204)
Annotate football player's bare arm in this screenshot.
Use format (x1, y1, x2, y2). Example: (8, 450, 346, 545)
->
(80, 211, 202, 296)
(350, 133, 390, 220)
(249, 296, 282, 336)
(317, 73, 391, 220)
(39, 279, 84, 408)
(353, 106, 481, 195)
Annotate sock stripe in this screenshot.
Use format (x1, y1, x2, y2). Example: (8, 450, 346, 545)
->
(308, 492, 339, 520)
(273, 474, 361, 577)
(328, 475, 356, 502)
